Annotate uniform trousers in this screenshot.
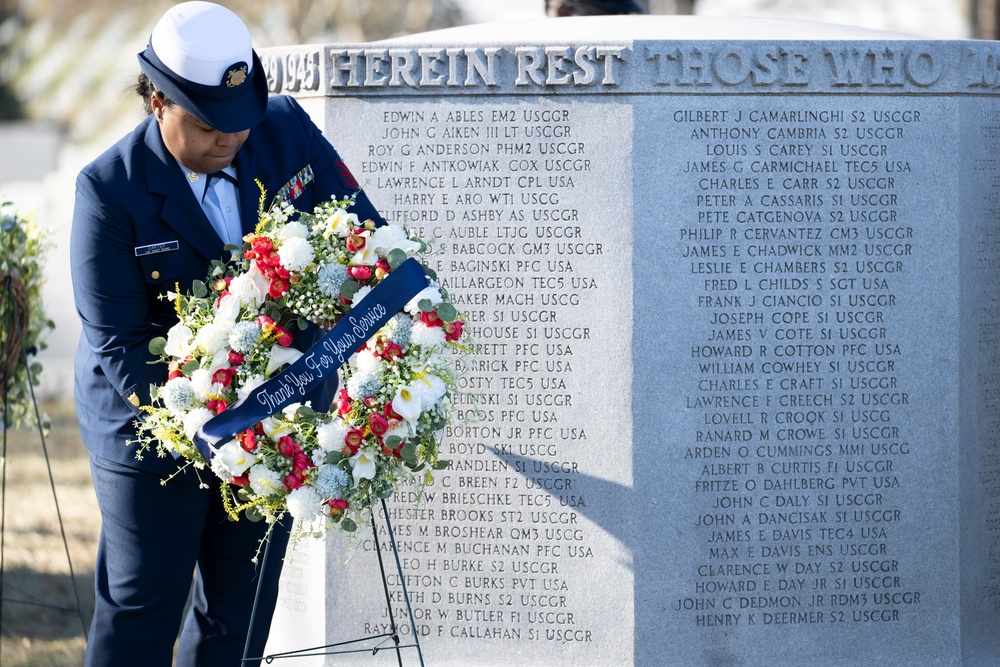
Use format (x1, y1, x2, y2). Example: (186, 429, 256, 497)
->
(85, 453, 290, 667)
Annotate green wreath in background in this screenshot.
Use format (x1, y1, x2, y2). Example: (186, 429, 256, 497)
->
(1, 201, 53, 431)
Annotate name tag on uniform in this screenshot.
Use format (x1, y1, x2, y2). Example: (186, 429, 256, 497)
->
(134, 240, 179, 256)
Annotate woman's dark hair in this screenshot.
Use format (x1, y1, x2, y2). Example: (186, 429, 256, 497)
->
(135, 72, 173, 116)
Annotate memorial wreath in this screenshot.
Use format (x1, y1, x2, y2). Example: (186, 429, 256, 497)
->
(133, 186, 469, 535)
(0, 201, 53, 432)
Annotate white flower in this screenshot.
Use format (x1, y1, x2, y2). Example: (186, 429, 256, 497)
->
(413, 374, 447, 409)
(208, 349, 231, 375)
(392, 383, 422, 423)
(228, 264, 269, 309)
(195, 321, 233, 355)
(319, 208, 358, 237)
(266, 344, 303, 376)
(182, 407, 215, 441)
(214, 293, 241, 324)
(249, 463, 284, 496)
(190, 369, 220, 401)
(278, 236, 314, 272)
(261, 416, 292, 441)
(280, 220, 309, 241)
(404, 286, 442, 315)
(282, 402, 305, 418)
(410, 321, 447, 348)
(351, 284, 372, 307)
(351, 244, 378, 266)
(213, 440, 258, 476)
(237, 373, 266, 400)
(349, 448, 378, 487)
(286, 486, 324, 521)
(317, 420, 349, 452)
(370, 223, 420, 255)
(164, 323, 193, 359)
(351, 348, 381, 374)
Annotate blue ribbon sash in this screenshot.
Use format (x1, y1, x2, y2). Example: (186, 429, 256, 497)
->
(192, 257, 429, 458)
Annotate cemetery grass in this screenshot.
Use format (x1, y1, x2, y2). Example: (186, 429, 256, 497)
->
(1, 400, 97, 667)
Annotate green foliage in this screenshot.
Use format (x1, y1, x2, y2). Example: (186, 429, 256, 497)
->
(1, 202, 53, 431)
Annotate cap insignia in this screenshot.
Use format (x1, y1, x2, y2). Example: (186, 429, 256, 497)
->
(223, 62, 249, 88)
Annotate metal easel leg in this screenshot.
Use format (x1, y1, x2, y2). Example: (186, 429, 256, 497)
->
(244, 501, 427, 664)
(378, 498, 425, 667)
(0, 275, 88, 650)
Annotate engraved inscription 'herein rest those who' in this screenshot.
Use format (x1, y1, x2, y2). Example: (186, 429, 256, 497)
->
(676, 104, 921, 628)
(352, 105, 606, 645)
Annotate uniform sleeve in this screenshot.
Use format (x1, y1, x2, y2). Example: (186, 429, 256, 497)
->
(71, 169, 165, 417)
(282, 96, 387, 227)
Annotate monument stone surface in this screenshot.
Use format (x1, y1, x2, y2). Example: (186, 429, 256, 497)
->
(261, 16, 1000, 667)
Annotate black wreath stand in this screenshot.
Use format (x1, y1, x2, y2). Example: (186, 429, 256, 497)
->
(0, 273, 89, 654)
(242, 497, 426, 665)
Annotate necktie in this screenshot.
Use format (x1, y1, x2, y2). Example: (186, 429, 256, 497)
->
(202, 171, 240, 246)
(208, 170, 238, 187)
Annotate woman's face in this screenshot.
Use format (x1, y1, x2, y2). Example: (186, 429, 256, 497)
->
(151, 93, 249, 174)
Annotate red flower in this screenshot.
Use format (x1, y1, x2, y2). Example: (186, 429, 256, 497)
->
(347, 265, 373, 282)
(206, 399, 227, 414)
(228, 350, 245, 366)
(444, 319, 464, 342)
(212, 367, 235, 387)
(381, 342, 402, 361)
(346, 233, 366, 252)
(251, 236, 272, 255)
(273, 327, 293, 347)
(277, 435, 298, 457)
(257, 315, 276, 331)
(328, 498, 349, 515)
(368, 413, 389, 436)
(292, 454, 314, 479)
(420, 310, 443, 327)
(269, 278, 289, 298)
(344, 428, 364, 454)
(374, 258, 391, 279)
(384, 401, 403, 424)
(231, 475, 250, 487)
(363, 396, 378, 408)
(335, 389, 352, 416)
(238, 429, 257, 452)
(284, 475, 302, 491)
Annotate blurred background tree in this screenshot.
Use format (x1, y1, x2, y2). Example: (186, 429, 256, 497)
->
(0, 0, 25, 119)
(0, 0, 466, 140)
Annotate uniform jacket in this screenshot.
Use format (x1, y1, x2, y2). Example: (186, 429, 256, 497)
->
(71, 94, 383, 475)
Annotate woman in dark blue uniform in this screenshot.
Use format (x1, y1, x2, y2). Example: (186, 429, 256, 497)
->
(70, 3, 382, 665)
